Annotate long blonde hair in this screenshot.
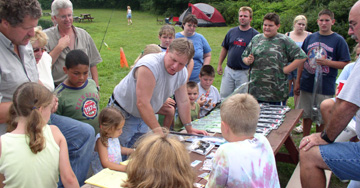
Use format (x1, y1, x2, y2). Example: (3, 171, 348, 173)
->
(7, 82, 53, 154)
(122, 130, 195, 188)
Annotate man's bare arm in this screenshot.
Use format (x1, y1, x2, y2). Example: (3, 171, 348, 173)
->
(217, 47, 228, 75)
(326, 98, 359, 141)
(175, 85, 208, 135)
(49, 35, 70, 65)
(90, 65, 99, 86)
(0, 102, 12, 124)
(135, 66, 162, 134)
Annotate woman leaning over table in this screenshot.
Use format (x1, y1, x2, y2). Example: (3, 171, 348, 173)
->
(176, 14, 212, 83)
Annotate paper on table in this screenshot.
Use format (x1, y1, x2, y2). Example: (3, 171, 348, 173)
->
(85, 168, 128, 188)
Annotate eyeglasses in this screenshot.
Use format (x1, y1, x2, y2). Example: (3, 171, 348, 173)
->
(58, 14, 73, 20)
(349, 22, 358, 31)
(33, 48, 46, 53)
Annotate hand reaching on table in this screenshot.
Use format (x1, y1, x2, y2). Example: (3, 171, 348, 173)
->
(187, 127, 209, 136)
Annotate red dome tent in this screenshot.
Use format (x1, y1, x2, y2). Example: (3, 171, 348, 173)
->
(179, 3, 226, 27)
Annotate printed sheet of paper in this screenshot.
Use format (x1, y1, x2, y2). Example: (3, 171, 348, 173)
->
(85, 168, 127, 188)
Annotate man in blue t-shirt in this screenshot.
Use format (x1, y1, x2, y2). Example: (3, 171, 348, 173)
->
(295, 9, 351, 136)
(217, 6, 259, 99)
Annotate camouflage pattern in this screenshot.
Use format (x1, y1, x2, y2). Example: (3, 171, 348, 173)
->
(242, 33, 307, 102)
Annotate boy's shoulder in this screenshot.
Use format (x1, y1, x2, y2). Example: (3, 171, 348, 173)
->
(210, 85, 220, 93)
(218, 134, 270, 150)
(55, 79, 96, 94)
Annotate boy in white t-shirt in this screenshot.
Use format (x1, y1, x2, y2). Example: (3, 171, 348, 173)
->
(206, 93, 280, 188)
(197, 65, 220, 118)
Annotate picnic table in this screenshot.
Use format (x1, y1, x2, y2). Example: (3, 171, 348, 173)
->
(78, 13, 94, 22)
(191, 109, 303, 185)
(82, 109, 303, 188)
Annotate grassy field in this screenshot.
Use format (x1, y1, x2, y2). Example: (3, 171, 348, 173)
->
(41, 9, 348, 188)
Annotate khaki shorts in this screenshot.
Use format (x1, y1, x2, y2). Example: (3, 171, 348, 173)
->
(297, 90, 332, 120)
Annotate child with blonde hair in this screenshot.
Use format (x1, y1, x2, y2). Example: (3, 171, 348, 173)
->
(206, 93, 280, 188)
(0, 82, 78, 187)
(91, 107, 134, 174)
(122, 129, 195, 188)
(127, 6, 132, 25)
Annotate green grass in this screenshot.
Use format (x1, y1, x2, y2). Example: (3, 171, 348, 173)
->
(41, 9, 348, 188)
(42, 9, 228, 109)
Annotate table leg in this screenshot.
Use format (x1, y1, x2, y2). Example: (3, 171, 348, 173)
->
(275, 136, 299, 164)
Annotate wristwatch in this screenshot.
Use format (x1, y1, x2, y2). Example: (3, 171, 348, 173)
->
(321, 131, 334, 143)
(184, 123, 192, 127)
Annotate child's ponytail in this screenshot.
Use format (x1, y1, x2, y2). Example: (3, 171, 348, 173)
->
(10, 82, 53, 154)
(27, 108, 45, 154)
(6, 103, 18, 132)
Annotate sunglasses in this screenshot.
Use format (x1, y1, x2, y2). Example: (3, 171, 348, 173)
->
(33, 48, 46, 53)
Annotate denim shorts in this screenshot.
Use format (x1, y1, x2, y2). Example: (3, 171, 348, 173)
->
(319, 142, 360, 181)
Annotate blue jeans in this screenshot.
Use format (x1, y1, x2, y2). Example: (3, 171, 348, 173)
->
(319, 141, 360, 181)
(107, 96, 150, 148)
(220, 66, 249, 99)
(50, 114, 95, 187)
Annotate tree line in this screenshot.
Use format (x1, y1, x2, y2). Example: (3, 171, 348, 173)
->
(38, 0, 358, 49)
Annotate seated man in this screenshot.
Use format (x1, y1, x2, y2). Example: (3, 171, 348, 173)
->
(299, 3, 360, 187)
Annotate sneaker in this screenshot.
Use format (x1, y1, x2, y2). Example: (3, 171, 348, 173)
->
(294, 125, 303, 133)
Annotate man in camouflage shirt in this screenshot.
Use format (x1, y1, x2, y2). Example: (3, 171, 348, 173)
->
(242, 13, 307, 104)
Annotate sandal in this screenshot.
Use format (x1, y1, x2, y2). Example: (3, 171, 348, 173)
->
(294, 125, 303, 133)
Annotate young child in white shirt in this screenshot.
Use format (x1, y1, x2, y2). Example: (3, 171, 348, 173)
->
(206, 93, 280, 188)
(197, 65, 220, 118)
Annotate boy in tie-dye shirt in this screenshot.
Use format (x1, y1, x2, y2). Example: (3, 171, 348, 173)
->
(206, 94, 280, 188)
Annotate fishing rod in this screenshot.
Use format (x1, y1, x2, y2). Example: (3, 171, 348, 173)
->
(99, 8, 115, 53)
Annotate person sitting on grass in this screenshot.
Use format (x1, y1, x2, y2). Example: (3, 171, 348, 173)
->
(122, 129, 195, 188)
(197, 65, 221, 118)
(91, 107, 134, 174)
(54, 50, 99, 134)
(0, 82, 79, 187)
(174, 81, 200, 132)
(206, 93, 280, 188)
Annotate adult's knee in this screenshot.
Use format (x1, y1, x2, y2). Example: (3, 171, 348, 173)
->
(320, 99, 335, 113)
(300, 146, 321, 167)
